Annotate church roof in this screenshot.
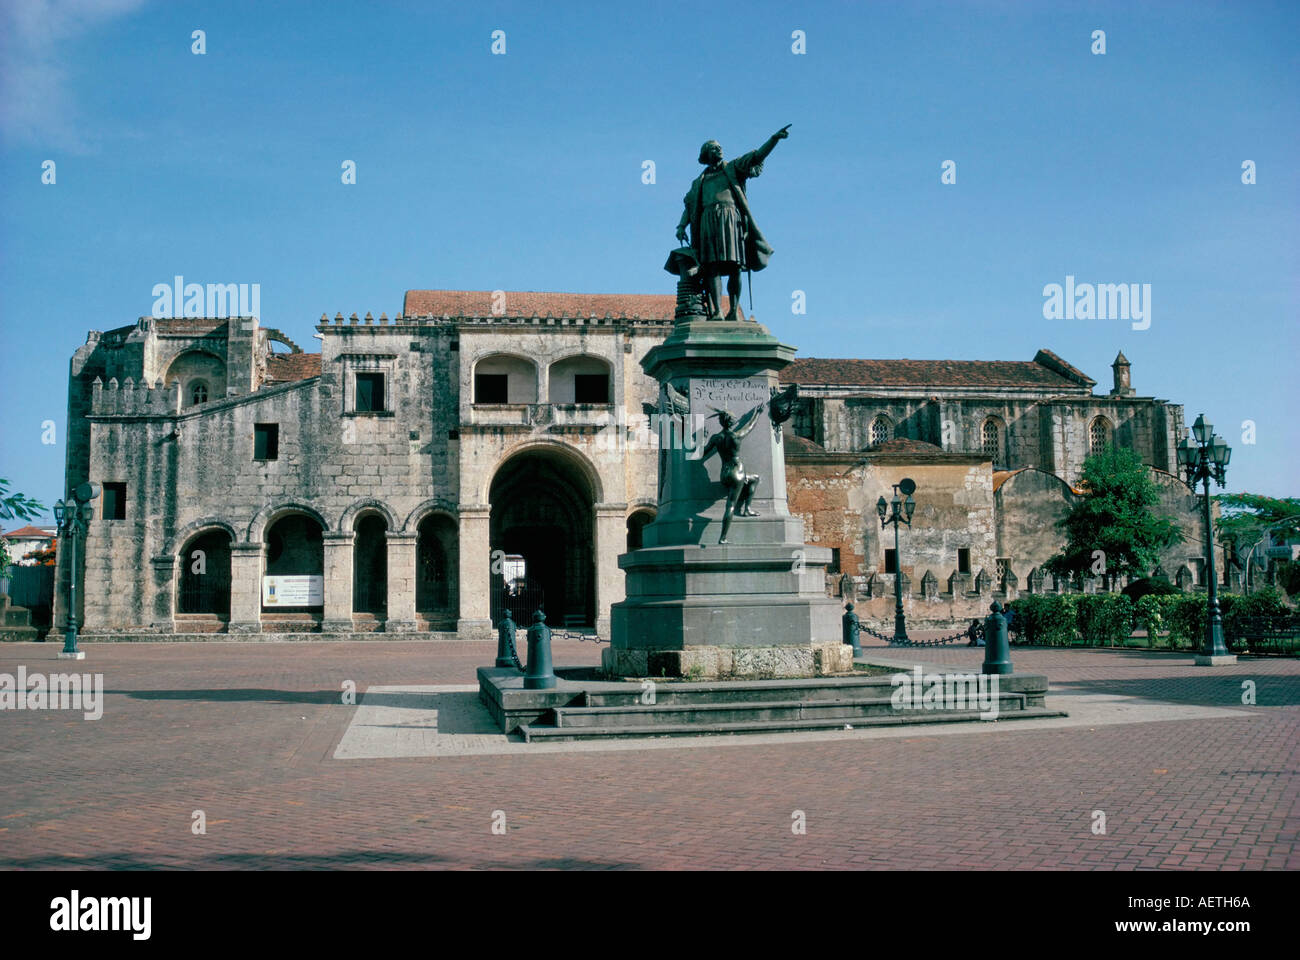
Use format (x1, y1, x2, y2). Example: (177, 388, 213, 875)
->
(155, 319, 230, 336)
(403, 290, 678, 320)
(783, 350, 1094, 390)
(264, 353, 322, 383)
(864, 438, 949, 457)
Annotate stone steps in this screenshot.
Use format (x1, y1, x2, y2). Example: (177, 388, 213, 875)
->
(581, 675, 904, 707)
(519, 705, 1067, 742)
(553, 691, 1029, 727)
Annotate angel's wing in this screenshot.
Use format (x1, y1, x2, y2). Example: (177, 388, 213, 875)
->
(768, 383, 799, 424)
(662, 382, 691, 417)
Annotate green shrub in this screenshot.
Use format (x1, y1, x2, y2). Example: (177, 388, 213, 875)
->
(1161, 593, 1207, 649)
(1135, 594, 1166, 646)
(1076, 594, 1135, 647)
(1016, 594, 1077, 646)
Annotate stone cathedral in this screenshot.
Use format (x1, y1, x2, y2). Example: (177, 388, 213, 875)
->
(56, 290, 1214, 640)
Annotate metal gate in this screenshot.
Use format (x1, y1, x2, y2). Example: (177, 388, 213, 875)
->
(491, 581, 546, 628)
(177, 565, 231, 615)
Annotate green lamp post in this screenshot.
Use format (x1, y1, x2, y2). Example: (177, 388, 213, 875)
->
(877, 478, 917, 643)
(1177, 415, 1234, 665)
(54, 481, 100, 660)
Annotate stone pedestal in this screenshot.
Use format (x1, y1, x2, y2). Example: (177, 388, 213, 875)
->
(605, 318, 844, 679)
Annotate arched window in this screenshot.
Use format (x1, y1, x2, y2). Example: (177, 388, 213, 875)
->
(981, 418, 1003, 463)
(189, 381, 209, 406)
(870, 416, 892, 447)
(1089, 416, 1112, 454)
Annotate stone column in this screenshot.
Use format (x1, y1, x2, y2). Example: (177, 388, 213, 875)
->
(385, 532, 418, 632)
(593, 503, 628, 640)
(149, 555, 176, 633)
(322, 531, 355, 632)
(457, 506, 492, 637)
(228, 543, 264, 634)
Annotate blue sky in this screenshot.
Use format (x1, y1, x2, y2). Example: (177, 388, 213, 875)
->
(2, 0, 1296, 524)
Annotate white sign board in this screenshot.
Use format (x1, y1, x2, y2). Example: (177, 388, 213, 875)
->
(262, 575, 324, 606)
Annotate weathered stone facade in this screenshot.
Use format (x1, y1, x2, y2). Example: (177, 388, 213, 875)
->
(56, 291, 1218, 638)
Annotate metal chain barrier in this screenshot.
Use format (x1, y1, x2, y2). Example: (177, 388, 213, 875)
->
(862, 623, 976, 647)
(551, 630, 607, 644)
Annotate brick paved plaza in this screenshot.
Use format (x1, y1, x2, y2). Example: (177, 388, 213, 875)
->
(1, 637, 1296, 871)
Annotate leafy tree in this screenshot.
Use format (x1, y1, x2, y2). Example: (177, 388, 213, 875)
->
(1045, 448, 1183, 583)
(1213, 493, 1300, 594)
(0, 477, 45, 522)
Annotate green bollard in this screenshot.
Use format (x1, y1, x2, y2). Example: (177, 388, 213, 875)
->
(523, 609, 557, 690)
(982, 601, 1013, 675)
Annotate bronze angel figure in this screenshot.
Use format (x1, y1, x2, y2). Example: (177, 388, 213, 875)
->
(701, 402, 766, 544)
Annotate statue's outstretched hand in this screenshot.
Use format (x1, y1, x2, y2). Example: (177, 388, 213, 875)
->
(775, 124, 791, 140)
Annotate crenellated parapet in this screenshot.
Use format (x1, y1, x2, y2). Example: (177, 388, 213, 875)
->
(89, 375, 181, 417)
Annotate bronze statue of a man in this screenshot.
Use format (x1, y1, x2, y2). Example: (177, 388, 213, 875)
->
(676, 126, 790, 322)
(701, 404, 765, 544)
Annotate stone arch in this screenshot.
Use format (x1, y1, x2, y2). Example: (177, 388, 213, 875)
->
(626, 506, 657, 552)
(488, 442, 601, 627)
(164, 348, 228, 406)
(547, 353, 613, 404)
(1089, 415, 1113, 454)
(166, 516, 239, 558)
(869, 415, 893, 447)
(472, 352, 539, 403)
(175, 526, 233, 616)
(481, 439, 604, 506)
(245, 502, 329, 544)
(981, 415, 1005, 465)
(402, 498, 459, 534)
(338, 498, 398, 533)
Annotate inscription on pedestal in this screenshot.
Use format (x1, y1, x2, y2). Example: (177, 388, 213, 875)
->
(686, 376, 767, 461)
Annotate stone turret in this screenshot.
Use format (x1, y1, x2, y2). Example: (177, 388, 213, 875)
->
(1110, 351, 1134, 397)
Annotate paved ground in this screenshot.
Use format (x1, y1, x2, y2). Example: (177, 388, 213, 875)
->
(1, 635, 1296, 870)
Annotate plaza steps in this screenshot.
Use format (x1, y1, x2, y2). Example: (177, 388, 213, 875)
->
(172, 614, 228, 634)
(514, 675, 1065, 742)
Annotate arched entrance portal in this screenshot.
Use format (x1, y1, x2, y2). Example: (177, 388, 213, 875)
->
(177, 529, 232, 617)
(352, 514, 388, 616)
(417, 514, 458, 626)
(489, 447, 596, 629)
(262, 513, 324, 619)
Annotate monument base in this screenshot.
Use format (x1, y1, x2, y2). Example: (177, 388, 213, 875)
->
(602, 640, 854, 680)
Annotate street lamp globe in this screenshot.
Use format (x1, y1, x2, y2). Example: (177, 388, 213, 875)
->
(1192, 413, 1212, 445)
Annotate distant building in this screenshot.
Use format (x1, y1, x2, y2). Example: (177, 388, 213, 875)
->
(56, 292, 1214, 638)
(3, 526, 57, 566)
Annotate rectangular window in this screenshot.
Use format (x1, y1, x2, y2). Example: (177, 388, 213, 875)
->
(957, 548, 971, 575)
(884, 549, 898, 574)
(254, 423, 279, 461)
(573, 374, 610, 404)
(827, 547, 841, 575)
(475, 374, 508, 404)
(102, 482, 126, 520)
(355, 373, 385, 412)
(996, 557, 1011, 588)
